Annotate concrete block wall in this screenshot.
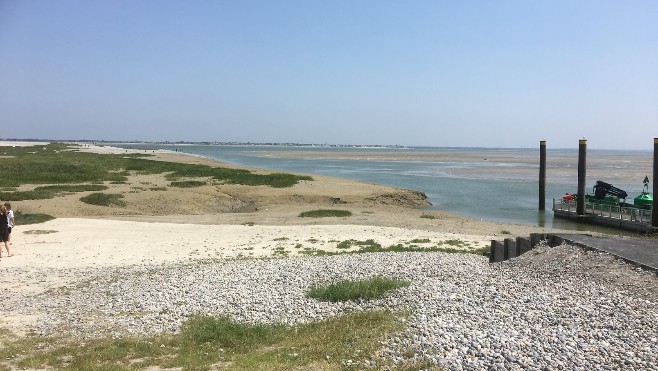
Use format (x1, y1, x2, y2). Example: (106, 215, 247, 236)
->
(489, 233, 555, 263)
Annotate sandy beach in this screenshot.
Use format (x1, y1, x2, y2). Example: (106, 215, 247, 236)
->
(1, 142, 552, 332)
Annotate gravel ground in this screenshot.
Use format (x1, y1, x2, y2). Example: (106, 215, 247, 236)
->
(2, 244, 657, 370)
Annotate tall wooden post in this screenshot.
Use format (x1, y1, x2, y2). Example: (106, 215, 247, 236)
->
(577, 139, 587, 215)
(653, 138, 658, 227)
(539, 140, 547, 210)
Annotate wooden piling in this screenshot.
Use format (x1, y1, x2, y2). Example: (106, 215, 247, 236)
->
(539, 140, 546, 210)
(577, 139, 587, 215)
(653, 138, 658, 227)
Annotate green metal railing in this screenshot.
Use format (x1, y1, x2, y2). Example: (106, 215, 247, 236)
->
(553, 199, 653, 224)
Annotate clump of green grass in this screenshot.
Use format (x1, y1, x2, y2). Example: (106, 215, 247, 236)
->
(353, 243, 488, 255)
(1, 311, 418, 370)
(149, 186, 167, 191)
(0, 189, 56, 201)
(35, 184, 108, 193)
(23, 230, 58, 235)
(273, 247, 289, 256)
(501, 230, 511, 235)
(181, 315, 288, 349)
(337, 239, 380, 250)
(299, 247, 334, 256)
(420, 214, 437, 219)
(1, 184, 111, 202)
(80, 193, 126, 207)
(409, 238, 431, 244)
(441, 239, 467, 247)
(14, 211, 55, 225)
(337, 240, 353, 249)
(169, 180, 207, 188)
(469, 246, 491, 255)
(299, 209, 352, 218)
(307, 277, 410, 302)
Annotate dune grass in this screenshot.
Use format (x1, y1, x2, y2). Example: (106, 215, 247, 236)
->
(79, 193, 126, 207)
(299, 209, 352, 218)
(0, 184, 110, 202)
(14, 211, 55, 225)
(170, 180, 208, 188)
(307, 277, 410, 302)
(0, 311, 431, 370)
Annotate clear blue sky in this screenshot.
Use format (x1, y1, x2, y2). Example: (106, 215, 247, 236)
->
(1, 1, 656, 149)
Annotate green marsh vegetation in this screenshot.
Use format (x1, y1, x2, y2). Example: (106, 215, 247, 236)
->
(13, 211, 55, 225)
(0, 184, 109, 201)
(170, 180, 208, 188)
(79, 193, 127, 207)
(0, 311, 431, 370)
(336, 239, 379, 249)
(299, 209, 353, 218)
(0, 143, 312, 202)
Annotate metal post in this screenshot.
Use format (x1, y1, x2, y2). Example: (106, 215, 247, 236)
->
(577, 139, 587, 215)
(539, 140, 547, 210)
(651, 138, 658, 227)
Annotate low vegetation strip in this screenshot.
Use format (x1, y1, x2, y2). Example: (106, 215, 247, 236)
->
(299, 209, 353, 218)
(79, 193, 126, 207)
(169, 180, 208, 188)
(0, 311, 424, 370)
(0, 143, 312, 191)
(300, 239, 489, 256)
(0, 184, 109, 201)
(14, 211, 55, 225)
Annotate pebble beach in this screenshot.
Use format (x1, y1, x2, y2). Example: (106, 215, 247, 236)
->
(3, 244, 657, 370)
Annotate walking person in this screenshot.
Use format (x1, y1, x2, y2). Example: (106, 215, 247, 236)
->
(0, 205, 11, 258)
(4, 203, 14, 246)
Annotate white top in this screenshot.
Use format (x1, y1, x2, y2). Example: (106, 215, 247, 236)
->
(7, 210, 14, 228)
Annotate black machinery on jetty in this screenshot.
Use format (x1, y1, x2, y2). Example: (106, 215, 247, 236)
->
(545, 138, 658, 232)
(562, 177, 653, 210)
(555, 176, 655, 233)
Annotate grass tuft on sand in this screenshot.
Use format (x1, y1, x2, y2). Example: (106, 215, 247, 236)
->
(80, 193, 126, 207)
(299, 209, 352, 218)
(0, 311, 433, 370)
(307, 277, 410, 302)
(14, 211, 55, 225)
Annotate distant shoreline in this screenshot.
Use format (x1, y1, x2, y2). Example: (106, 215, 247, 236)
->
(3, 138, 655, 152)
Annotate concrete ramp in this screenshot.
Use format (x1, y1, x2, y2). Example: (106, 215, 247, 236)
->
(491, 233, 658, 274)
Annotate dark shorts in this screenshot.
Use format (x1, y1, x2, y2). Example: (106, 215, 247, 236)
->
(7, 227, 11, 234)
(0, 231, 8, 242)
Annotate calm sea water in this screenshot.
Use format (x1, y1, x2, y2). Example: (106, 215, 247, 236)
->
(119, 144, 653, 231)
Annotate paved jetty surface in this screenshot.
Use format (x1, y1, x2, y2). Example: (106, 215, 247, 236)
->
(554, 234, 658, 273)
